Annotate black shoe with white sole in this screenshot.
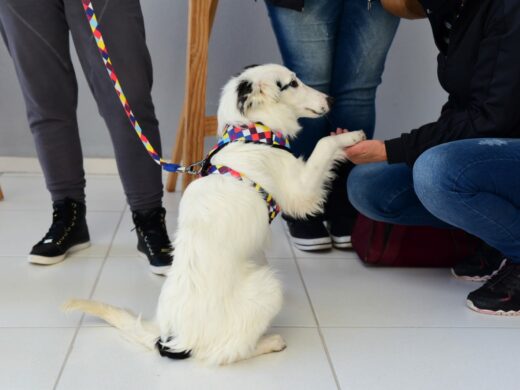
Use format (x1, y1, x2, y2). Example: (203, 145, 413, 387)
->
(467, 262, 520, 316)
(327, 217, 355, 249)
(452, 242, 507, 281)
(284, 215, 332, 251)
(29, 198, 90, 265)
(132, 207, 173, 275)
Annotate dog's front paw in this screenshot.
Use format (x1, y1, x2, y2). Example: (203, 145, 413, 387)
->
(335, 130, 366, 148)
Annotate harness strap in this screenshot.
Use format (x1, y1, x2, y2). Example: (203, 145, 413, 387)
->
(201, 122, 290, 223)
(204, 165, 281, 223)
(82, 0, 183, 173)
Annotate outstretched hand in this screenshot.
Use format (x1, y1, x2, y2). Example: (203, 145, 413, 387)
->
(330, 128, 387, 164)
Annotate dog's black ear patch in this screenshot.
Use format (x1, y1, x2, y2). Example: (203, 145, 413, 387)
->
(237, 80, 253, 114)
(233, 64, 260, 78)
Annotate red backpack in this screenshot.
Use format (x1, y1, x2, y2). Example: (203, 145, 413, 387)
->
(351, 214, 480, 267)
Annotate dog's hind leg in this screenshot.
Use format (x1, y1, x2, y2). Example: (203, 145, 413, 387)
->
(252, 334, 287, 356)
(235, 334, 287, 363)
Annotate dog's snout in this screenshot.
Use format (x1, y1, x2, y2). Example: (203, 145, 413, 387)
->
(326, 96, 335, 108)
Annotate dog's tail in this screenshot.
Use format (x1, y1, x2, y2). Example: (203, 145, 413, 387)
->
(63, 299, 159, 350)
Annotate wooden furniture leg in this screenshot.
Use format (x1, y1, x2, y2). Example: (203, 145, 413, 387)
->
(0, 185, 3, 201)
(166, 0, 219, 192)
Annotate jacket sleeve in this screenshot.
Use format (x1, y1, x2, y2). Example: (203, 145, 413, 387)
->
(265, 0, 304, 11)
(386, 1, 520, 165)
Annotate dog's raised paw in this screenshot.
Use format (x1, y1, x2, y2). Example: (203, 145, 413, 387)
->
(350, 130, 366, 143)
(335, 130, 366, 148)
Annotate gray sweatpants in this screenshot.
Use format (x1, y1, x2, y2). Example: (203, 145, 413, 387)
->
(0, 0, 164, 211)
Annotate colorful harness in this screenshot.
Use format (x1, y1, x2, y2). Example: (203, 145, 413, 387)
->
(201, 123, 291, 224)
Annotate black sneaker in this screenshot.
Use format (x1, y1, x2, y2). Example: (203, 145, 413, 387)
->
(452, 242, 508, 281)
(132, 207, 173, 275)
(284, 214, 332, 251)
(327, 217, 355, 249)
(467, 262, 520, 316)
(29, 198, 90, 265)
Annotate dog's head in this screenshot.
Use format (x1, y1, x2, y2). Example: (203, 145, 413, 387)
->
(217, 64, 332, 137)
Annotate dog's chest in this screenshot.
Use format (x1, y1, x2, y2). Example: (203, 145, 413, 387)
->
(200, 123, 292, 223)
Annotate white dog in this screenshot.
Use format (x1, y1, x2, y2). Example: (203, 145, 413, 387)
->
(65, 64, 365, 366)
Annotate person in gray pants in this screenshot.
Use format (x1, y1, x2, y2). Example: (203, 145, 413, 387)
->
(0, 0, 173, 275)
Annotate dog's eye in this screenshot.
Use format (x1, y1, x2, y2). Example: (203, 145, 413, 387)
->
(289, 80, 298, 88)
(276, 81, 283, 89)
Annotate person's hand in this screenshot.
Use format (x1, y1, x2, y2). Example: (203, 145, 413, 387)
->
(330, 128, 386, 164)
(332, 128, 386, 164)
(345, 140, 387, 164)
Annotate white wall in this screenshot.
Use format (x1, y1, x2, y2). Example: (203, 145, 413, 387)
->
(0, 0, 447, 158)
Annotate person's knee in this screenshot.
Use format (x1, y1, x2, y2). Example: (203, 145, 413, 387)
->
(347, 163, 394, 219)
(413, 144, 458, 214)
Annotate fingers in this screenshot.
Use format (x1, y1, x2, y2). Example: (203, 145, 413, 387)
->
(330, 128, 349, 136)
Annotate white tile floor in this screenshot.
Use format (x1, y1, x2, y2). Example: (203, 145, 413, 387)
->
(1, 172, 520, 390)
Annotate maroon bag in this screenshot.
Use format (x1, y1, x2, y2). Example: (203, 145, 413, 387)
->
(351, 214, 480, 267)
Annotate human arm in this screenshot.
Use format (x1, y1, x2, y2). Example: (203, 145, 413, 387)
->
(380, 0, 426, 19)
(385, 2, 520, 165)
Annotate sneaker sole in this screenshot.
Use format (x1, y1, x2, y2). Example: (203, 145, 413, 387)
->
(451, 258, 508, 282)
(466, 299, 520, 316)
(291, 236, 332, 252)
(331, 235, 352, 249)
(149, 264, 172, 276)
(28, 242, 91, 265)
(138, 250, 172, 276)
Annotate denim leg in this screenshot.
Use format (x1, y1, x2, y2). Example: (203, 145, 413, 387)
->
(347, 162, 452, 227)
(266, 0, 399, 157)
(330, 0, 399, 139)
(328, 0, 399, 217)
(266, 0, 341, 159)
(267, 0, 399, 221)
(414, 139, 520, 263)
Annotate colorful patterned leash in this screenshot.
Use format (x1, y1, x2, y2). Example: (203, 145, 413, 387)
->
(82, 0, 200, 174)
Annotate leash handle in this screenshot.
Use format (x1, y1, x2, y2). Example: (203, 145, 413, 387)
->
(82, 0, 183, 173)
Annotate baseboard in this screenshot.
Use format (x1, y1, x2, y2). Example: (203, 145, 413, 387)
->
(0, 157, 118, 175)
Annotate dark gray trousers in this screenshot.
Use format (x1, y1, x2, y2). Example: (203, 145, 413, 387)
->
(0, 0, 163, 211)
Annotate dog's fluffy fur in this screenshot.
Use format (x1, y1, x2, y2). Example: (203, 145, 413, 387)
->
(64, 64, 365, 366)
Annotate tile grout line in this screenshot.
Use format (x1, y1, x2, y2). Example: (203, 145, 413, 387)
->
(283, 225, 342, 390)
(52, 204, 127, 390)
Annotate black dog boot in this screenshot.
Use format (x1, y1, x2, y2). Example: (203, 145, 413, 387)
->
(132, 207, 173, 275)
(29, 198, 90, 265)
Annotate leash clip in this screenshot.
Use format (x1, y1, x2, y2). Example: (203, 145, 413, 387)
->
(178, 159, 205, 175)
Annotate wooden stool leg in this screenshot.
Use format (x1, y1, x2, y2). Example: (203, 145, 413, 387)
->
(181, 0, 214, 190)
(166, 0, 219, 192)
(0, 186, 4, 201)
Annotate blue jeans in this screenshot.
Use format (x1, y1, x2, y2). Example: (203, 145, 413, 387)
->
(347, 139, 520, 263)
(266, 0, 399, 158)
(266, 0, 399, 219)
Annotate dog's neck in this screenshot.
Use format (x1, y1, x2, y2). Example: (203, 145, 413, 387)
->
(218, 123, 291, 150)
(217, 106, 301, 139)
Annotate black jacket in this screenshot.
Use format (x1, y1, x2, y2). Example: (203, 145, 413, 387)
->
(385, 0, 520, 165)
(266, 0, 304, 11)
